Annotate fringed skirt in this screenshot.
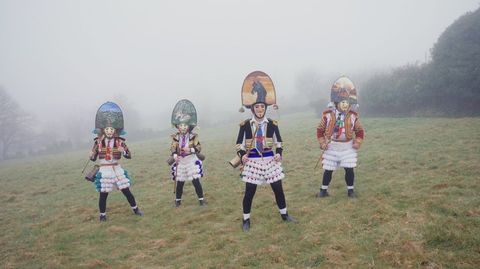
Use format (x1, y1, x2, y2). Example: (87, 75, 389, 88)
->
(94, 164, 132, 192)
(322, 140, 357, 171)
(171, 154, 204, 182)
(241, 156, 284, 185)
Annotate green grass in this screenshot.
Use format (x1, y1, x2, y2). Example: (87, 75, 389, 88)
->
(1, 113, 479, 268)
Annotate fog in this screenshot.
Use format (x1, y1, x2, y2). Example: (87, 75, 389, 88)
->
(1, 0, 478, 138)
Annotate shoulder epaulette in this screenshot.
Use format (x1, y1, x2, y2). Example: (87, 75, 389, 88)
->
(322, 109, 334, 115)
(239, 119, 249, 127)
(269, 119, 278, 126)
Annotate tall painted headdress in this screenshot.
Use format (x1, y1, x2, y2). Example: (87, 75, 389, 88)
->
(239, 71, 278, 112)
(330, 75, 358, 105)
(171, 99, 197, 127)
(94, 101, 124, 135)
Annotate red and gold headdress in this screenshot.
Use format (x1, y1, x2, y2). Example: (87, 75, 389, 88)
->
(330, 76, 357, 105)
(239, 71, 278, 112)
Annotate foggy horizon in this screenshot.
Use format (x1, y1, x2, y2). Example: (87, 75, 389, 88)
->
(1, 0, 479, 132)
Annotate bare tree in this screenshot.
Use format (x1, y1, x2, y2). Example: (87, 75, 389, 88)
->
(0, 87, 31, 160)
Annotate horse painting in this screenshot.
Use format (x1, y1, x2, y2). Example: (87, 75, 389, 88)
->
(251, 80, 267, 103)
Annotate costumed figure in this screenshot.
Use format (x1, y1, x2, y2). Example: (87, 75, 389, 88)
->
(233, 71, 296, 232)
(316, 76, 364, 198)
(169, 99, 205, 207)
(88, 101, 143, 221)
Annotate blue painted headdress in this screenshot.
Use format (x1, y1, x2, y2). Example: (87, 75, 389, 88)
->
(93, 101, 126, 135)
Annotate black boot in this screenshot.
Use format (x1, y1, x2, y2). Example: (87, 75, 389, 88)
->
(133, 207, 144, 216)
(281, 214, 298, 223)
(316, 189, 329, 198)
(99, 214, 107, 222)
(175, 200, 181, 208)
(199, 199, 205, 206)
(347, 189, 356, 198)
(242, 219, 250, 232)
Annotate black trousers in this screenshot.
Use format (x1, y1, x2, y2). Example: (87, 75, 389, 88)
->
(322, 168, 354, 187)
(99, 188, 137, 213)
(242, 181, 287, 214)
(176, 178, 204, 200)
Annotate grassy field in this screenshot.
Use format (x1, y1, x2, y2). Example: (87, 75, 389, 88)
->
(1, 113, 479, 268)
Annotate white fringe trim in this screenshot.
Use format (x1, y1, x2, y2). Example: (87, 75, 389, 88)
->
(175, 154, 203, 182)
(98, 165, 131, 192)
(322, 141, 358, 170)
(241, 156, 285, 185)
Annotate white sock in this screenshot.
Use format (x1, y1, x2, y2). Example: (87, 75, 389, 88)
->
(321, 185, 329, 190)
(131, 205, 138, 210)
(175, 199, 181, 201)
(100, 212, 106, 216)
(279, 208, 287, 215)
(198, 197, 204, 201)
(243, 213, 250, 220)
(347, 186, 354, 190)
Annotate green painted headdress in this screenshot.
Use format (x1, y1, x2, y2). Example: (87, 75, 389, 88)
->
(171, 99, 197, 127)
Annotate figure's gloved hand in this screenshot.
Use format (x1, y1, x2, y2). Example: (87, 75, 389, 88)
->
(90, 151, 98, 161)
(320, 143, 328, 150)
(181, 147, 190, 154)
(123, 148, 131, 159)
(274, 153, 282, 162)
(241, 154, 249, 164)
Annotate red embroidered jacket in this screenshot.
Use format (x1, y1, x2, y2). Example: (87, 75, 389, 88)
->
(316, 109, 364, 147)
(90, 137, 131, 161)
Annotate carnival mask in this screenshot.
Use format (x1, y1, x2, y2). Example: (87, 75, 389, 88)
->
(253, 103, 266, 119)
(104, 127, 115, 138)
(337, 100, 350, 113)
(178, 123, 189, 134)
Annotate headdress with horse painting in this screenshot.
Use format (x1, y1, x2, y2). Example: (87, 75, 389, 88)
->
(239, 71, 278, 112)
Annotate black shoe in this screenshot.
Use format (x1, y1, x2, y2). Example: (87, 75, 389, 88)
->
(175, 200, 181, 208)
(281, 214, 298, 223)
(133, 208, 144, 216)
(347, 189, 356, 198)
(199, 199, 205, 206)
(99, 214, 107, 222)
(242, 219, 250, 232)
(316, 189, 329, 198)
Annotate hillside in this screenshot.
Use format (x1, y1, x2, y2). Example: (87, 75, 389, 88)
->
(1, 113, 479, 268)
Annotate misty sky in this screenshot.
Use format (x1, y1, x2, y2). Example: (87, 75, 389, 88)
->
(1, 0, 479, 130)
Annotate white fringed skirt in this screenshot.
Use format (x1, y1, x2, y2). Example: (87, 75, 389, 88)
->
(241, 156, 284, 185)
(171, 154, 204, 182)
(322, 140, 357, 171)
(94, 164, 131, 192)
